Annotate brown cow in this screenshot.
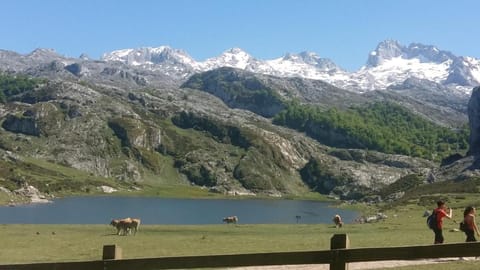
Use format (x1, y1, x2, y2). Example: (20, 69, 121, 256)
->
(223, 216, 238, 224)
(333, 214, 343, 228)
(126, 218, 141, 235)
(110, 217, 141, 235)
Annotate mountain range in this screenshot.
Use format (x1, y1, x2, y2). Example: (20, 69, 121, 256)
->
(1, 39, 478, 97)
(0, 39, 479, 204)
(101, 40, 480, 94)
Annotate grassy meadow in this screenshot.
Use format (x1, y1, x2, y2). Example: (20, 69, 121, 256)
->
(1, 196, 480, 269)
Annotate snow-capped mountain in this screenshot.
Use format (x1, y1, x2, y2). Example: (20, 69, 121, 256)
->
(445, 56, 480, 86)
(366, 40, 456, 67)
(101, 40, 480, 94)
(200, 48, 254, 70)
(266, 52, 347, 80)
(102, 47, 350, 85)
(355, 40, 480, 93)
(353, 40, 456, 90)
(102, 46, 199, 78)
(102, 46, 197, 67)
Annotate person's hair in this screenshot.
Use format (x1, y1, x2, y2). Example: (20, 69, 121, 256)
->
(437, 200, 445, 207)
(464, 206, 475, 217)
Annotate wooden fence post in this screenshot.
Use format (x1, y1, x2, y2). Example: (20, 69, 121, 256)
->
(330, 234, 349, 270)
(103, 245, 122, 260)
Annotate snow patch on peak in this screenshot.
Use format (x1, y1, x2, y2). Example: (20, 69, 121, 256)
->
(101, 46, 198, 68)
(103, 48, 134, 60)
(227, 47, 248, 54)
(268, 51, 342, 75)
(461, 57, 480, 84)
(149, 46, 170, 54)
(200, 48, 255, 70)
(352, 56, 452, 90)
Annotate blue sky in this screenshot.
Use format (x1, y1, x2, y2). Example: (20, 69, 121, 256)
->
(1, 0, 478, 71)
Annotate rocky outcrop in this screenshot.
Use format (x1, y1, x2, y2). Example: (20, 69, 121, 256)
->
(98, 185, 117, 193)
(181, 67, 286, 118)
(431, 86, 480, 181)
(1, 113, 40, 136)
(100, 67, 147, 86)
(468, 86, 480, 155)
(108, 117, 162, 150)
(65, 63, 89, 77)
(14, 183, 51, 204)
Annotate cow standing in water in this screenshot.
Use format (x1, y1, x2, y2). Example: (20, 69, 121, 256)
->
(223, 216, 238, 224)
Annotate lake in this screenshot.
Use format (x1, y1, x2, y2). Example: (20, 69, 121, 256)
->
(0, 196, 359, 225)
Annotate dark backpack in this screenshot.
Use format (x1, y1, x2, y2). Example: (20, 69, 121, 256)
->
(459, 221, 467, 232)
(426, 210, 438, 230)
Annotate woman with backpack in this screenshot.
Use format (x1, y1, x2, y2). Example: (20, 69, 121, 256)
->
(462, 206, 480, 242)
(432, 200, 453, 244)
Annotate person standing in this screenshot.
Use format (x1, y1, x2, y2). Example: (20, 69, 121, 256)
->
(433, 200, 453, 244)
(463, 206, 480, 242)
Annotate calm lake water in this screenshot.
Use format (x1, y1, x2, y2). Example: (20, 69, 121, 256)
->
(0, 196, 359, 225)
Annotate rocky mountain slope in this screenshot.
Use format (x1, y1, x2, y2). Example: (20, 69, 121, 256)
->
(0, 73, 437, 201)
(0, 43, 478, 204)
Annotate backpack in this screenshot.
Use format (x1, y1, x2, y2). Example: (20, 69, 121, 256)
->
(459, 221, 467, 232)
(426, 210, 438, 230)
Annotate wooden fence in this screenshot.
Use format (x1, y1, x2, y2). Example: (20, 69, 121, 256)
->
(1, 234, 480, 270)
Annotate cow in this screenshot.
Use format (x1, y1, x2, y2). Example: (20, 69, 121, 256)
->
(333, 214, 343, 228)
(126, 218, 141, 235)
(223, 216, 238, 224)
(110, 218, 130, 235)
(110, 218, 122, 235)
(110, 217, 141, 235)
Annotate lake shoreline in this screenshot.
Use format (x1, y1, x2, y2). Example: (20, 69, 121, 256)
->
(1, 182, 334, 207)
(0, 196, 358, 225)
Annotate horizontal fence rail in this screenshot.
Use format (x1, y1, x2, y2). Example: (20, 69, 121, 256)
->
(345, 242, 480, 262)
(1, 234, 480, 270)
(103, 250, 334, 270)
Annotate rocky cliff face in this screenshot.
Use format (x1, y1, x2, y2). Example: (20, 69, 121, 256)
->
(181, 67, 286, 118)
(428, 86, 480, 182)
(2, 113, 40, 136)
(468, 86, 480, 155)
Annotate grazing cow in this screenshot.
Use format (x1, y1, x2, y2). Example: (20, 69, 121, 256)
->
(126, 218, 141, 235)
(111, 218, 130, 235)
(333, 214, 343, 228)
(110, 217, 141, 236)
(110, 219, 120, 234)
(223, 216, 238, 224)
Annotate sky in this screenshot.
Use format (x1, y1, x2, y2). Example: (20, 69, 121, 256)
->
(1, 0, 479, 71)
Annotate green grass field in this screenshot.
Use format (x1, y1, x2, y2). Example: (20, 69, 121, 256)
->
(0, 204, 478, 269)
(1, 193, 480, 269)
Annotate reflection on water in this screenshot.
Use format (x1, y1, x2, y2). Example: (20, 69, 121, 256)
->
(0, 196, 359, 225)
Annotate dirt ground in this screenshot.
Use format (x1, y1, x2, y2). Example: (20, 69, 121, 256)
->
(229, 257, 476, 270)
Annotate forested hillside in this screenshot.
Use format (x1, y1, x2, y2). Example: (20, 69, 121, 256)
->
(273, 101, 468, 161)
